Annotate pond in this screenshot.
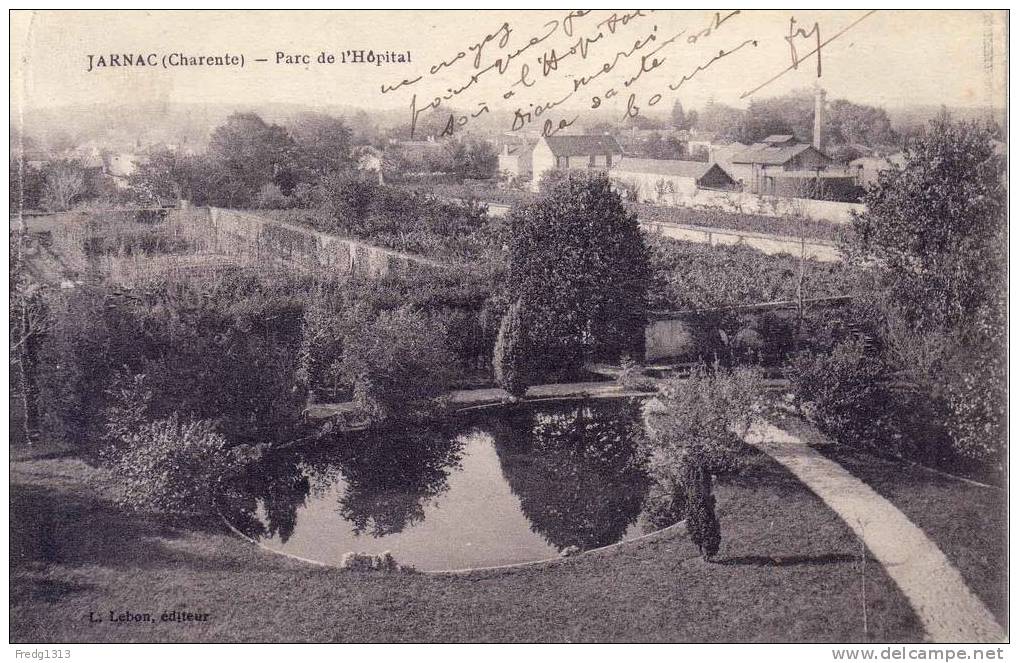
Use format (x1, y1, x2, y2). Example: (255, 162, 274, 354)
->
(218, 399, 676, 572)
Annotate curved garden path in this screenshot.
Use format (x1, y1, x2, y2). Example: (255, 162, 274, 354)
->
(745, 419, 1005, 643)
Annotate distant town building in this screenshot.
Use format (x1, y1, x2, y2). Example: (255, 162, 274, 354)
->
(685, 130, 720, 159)
(498, 143, 533, 180)
(610, 158, 737, 202)
(723, 135, 834, 195)
(708, 141, 747, 170)
(530, 134, 623, 191)
(850, 152, 906, 189)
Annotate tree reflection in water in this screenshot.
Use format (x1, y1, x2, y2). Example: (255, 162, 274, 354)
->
(221, 425, 465, 542)
(220, 400, 661, 555)
(218, 451, 311, 544)
(306, 426, 466, 538)
(488, 399, 651, 552)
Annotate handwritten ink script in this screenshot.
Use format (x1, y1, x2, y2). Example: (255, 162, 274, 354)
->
(386, 10, 767, 137)
(741, 10, 876, 99)
(379, 9, 879, 137)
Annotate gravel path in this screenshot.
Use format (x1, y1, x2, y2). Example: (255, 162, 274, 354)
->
(746, 420, 1005, 643)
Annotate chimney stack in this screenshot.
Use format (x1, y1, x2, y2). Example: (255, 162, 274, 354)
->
(813, 85, 826, 152)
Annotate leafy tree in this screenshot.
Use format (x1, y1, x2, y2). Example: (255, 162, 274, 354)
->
(288, 112, 354, 179)
(41, 161, 86, 211)
(828, 99, 898, 148)
(207, 112, 298, 206)
(129, 149, 203, 204)
(445, 137, 498, 181)
(672, 99, 696, 130)
(493, 298, 530, 397)
(849, 113, 1006, 471)
(696, 99, 747, 142)
(852, 113, 1004, 328)
(509, 172, 650, 377)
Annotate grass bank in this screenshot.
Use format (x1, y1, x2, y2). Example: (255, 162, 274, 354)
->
(769, 411, 1008, 630)
(10, 442, 924, 643)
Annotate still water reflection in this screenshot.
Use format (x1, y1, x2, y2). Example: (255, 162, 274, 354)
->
(219, 399, 667, 571)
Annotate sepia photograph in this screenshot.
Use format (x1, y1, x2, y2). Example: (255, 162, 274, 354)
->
(7, 7, 1010, 653)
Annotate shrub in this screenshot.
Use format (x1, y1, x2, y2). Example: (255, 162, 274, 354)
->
(642, 365, 763, 560)
(788, 338, 897, 451)
(104, 413, 239, 515)
(617, 356, 657, 392)
(493, 299, 530, 397)
(40, 272, 309, 453)
(297, 300, 349, 403)
(341, 306, 455, 425)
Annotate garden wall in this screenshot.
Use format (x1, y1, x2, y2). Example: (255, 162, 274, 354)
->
(204, 208, 442, 277)
(661, 189, 865, 223)
(642, 221, 841, 262)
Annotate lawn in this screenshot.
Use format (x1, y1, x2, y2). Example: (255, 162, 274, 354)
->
(10, 443, 924, 643)
(769, 411, 1008, 631)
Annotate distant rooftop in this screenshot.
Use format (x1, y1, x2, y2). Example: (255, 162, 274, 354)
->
(731, 143, 827, 166)
(613, 158, 719, 179)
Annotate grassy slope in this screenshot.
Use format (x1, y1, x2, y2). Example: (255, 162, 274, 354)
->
(770, 412, 1008, 630)
(10, 447, 923, 643)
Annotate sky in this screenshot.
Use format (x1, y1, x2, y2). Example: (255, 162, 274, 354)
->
(10, 9, 1008, 133)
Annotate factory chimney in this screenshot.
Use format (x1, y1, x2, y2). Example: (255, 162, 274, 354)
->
(813, 85, 826, 152)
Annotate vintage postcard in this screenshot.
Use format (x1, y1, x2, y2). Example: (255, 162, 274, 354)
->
(8, 8, 1009, 654)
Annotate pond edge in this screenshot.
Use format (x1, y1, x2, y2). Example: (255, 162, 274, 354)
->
(217, 504, 687, 576)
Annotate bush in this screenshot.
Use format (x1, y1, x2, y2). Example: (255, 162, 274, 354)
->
(40, 272, 309, 454)
(510, 171, 649, 376)
(617, 356, 657, 392)
(788, 338, 897, 451)
(341, 306, 455, 424)
(642, 365, 763, 559)
(493, 299, 530, 397)
(316, 173, 498, 262)
(104, 413, 240, 515)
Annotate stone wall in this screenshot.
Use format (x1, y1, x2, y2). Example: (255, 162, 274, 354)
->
(204, 208, 440, 277)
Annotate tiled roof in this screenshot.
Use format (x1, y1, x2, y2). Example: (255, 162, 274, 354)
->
(762, 134, 796, 144)
(730, 143, 824, 165)
(543, 135, 622, 157)
(612, 158, 717, 179)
